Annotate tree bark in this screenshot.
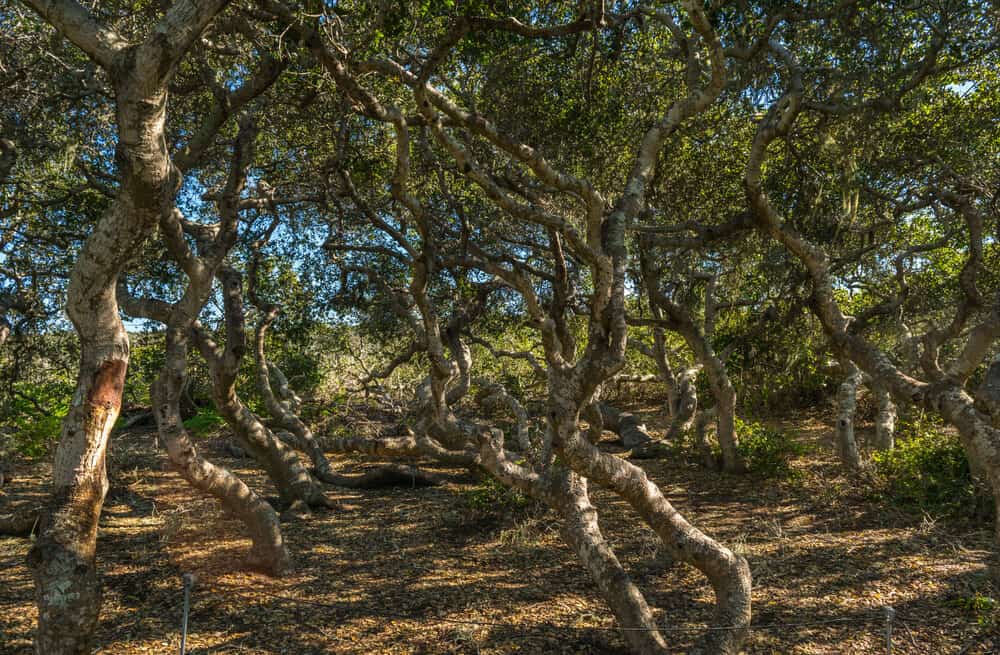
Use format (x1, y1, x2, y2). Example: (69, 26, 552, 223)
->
(666, 370, 698, 440)
(597, 402, 654, 450)
(835, 360, 863, 470)
(555, 408, 752, 654)
(153, 328, 291, 574)
(711, 373, 745, 473)
(873, 384, 896, 451)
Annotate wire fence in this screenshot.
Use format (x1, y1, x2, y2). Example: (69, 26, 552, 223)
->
(147, 573, 997, 655)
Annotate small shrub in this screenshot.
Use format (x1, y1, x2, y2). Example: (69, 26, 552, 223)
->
(462, 475, 533, 517)
(182, 407, 226, 436)
(6, 380, 73, 457)
(736, 418, 804, 479)
(948, 593, 998, 628)
(870, 415, 988, 517)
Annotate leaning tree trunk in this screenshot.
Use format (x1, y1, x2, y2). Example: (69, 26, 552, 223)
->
(597, 402, 655, 450)
(202, 339, 329, 510)
(253, 305, 340, 482)
(254, 306, 441, 488)
(20, 2, 231, 649)
(835, 360, 863, 470)
(153, 327, 291, 573)
(554, 409, 752, 654)
(554, 470, 672, 654)
(194, 270, 329, 511)
(476, 426, 736, 655)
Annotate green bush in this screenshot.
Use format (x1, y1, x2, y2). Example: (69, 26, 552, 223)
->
(6, 380, 73, 457)
(182, 406, 226, 436)
(462, 475, 533, 517)
(948, 592, 998, 628)
(736, 418, 804, 479)
(871, 415, 986, 516)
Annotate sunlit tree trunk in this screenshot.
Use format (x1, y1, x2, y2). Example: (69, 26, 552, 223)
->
(873, 384, 896, 451)
(22, 0, 230, 647)
(835, 360, 863, 470)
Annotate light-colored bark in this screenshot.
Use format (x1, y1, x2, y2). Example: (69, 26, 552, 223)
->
(253, 304, 339, 482)
(477, 430, 671, 654)
(119, 119, 293, 575)
(744, 43, 1000, 551)
(976, 353, 1000, 428)
(475, 377, 531, 450)
(637, 253, 744, 472)
(253, 300, 442, 488)
(666, 368, 699, 439)
(326, 430, 479, 466)
(305, 1, 751, 647)
(694, 408, 720, 469)
(873, 384, 896, 451)
(835, 360, 863, 470)
(555, 406, 752, 654)
(152, 332, 291, 574)
(598, 402, 654, 450)
(23, 0, 230, 650)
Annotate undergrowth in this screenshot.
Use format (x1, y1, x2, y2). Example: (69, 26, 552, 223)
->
(462, 474, 534, 519)
(182, 406, 226, 436)
(870, 413, 991, 518)
(735, 418, 806, 480)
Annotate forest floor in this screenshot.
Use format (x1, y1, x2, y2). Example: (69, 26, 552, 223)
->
(1, 401, 998, 654)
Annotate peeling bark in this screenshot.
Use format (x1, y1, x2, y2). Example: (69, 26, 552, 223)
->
(23, 0, 231, 648)
(666, 370, 698, 440)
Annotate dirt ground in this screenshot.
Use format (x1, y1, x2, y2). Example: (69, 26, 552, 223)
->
(1, 406, 998, 654)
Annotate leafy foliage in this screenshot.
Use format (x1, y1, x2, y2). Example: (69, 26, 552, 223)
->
(5, 379, 71, 457)
(462, 474, 533, 518)
(735, 418, 805, 480)
(871, 415, 989, 517)
(182, 407, 226, 436)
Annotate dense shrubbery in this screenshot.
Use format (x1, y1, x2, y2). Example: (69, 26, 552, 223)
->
(735, 418, 805, 480)
(5, 379, 71, 457)
(871, 414, 990, 517)
(674, 417, 804, 479)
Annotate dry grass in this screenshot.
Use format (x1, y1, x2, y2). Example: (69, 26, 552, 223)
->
(1, 407, 998, 654)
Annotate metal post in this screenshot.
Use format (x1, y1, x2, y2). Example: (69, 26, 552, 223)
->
(884, 606, 895, 655)
(180, 572, 194, 655)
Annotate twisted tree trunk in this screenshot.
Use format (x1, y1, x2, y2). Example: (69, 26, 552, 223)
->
(193, 269, 330, 511)
(153, 329, 291, 573)
(22, 1, 230, 648)
(554, 407, 752, 654)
